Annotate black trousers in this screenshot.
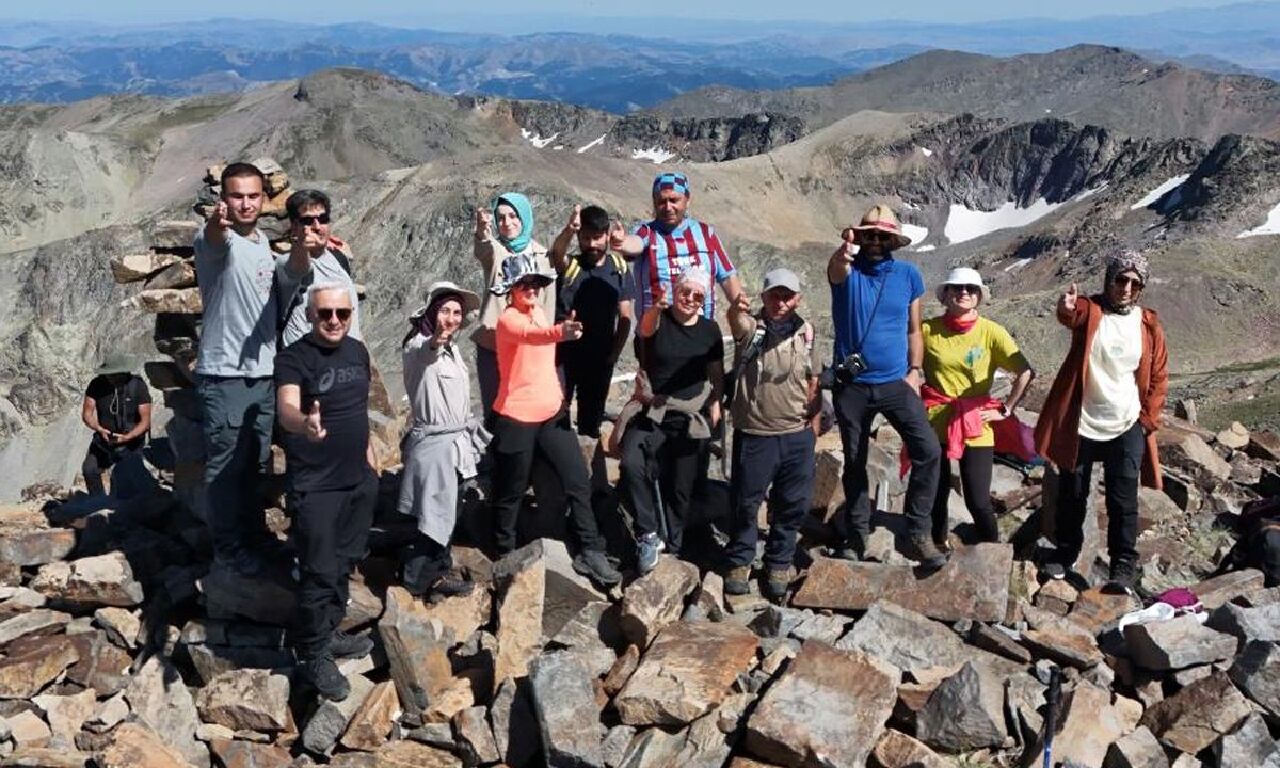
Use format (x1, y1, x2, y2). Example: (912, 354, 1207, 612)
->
(563, 351, 614, 438)
(290, 470, 378, 660)
(81, 440, 140, 496)
(931, 445, 998, 543)
(489, 414, 604, 554)
(1054, 422, 1144, 568)
(833, 379, 940, 546)
(619, 416, 704, 555)
(725, 429, 816, 570)
(403, 536, 452, 595)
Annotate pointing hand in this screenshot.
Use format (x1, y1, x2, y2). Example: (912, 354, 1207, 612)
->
(207, 200, 232, 230)
(839, 227, 857, 262)
(475, 206, 492, 239)
(1061, 282, 1079, 312)
(568, 204, 581, 233)
(609, 219, 627, 250)
(305, 400, 327, 443)
(654, 284, 670, 310)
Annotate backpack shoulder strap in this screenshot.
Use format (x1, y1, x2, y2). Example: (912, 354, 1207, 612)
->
(330, 248, 354, 279)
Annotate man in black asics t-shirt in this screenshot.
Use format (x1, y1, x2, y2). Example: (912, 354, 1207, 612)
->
(275, 283, 377, 702)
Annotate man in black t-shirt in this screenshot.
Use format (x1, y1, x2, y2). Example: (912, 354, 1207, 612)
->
(275, 283, 377, 702)
(550, 204, 636, 437)
(618, 269, 724, 573)
(80, 354, 152, 497)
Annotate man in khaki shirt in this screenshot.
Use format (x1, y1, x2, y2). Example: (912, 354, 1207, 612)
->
(722, 268, 821, 602)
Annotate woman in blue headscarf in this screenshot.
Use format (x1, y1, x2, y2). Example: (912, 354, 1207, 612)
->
(471, 192, 558, 428)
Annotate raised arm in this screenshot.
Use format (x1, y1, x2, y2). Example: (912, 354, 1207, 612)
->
(549, 206, 580, 272)
(203, 200, 232, 248)
(638, 285, 669, 339)
(827, 228, 857, 285)
(609, 220, 645, 259)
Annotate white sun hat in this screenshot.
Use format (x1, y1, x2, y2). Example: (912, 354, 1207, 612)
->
(935, 266, 987, 304)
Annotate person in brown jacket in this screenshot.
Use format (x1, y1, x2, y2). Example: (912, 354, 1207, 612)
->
(1034, 249, 1168, 594)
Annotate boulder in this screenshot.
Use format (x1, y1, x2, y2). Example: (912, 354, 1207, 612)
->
(791, 544, 1012, 622)
(1124, 614, 1237, 671)
(834, 601, 970, 674)
(1067, 588, 1141, 635)
(664, 693, 757, 768)
(109, 252, 183, 283)
(301, 673, 376, 755)
(1140, 672, 1252, 754)
(208, 739, 292, 768)
(93, 607, 142, 650)
(1105, 725, 1171, 768)
(7, 709, 51, 748)
(1021, 626, 1104, 669)
(33, 688, 96, 748)
(1229, 640, 1280, 717)
(123, 288, 203, 314)
(1246, 430, 1280, 462)
(369, 739, 462, 767)
(453, 705, 501, 766)
(490, 677, 540, 768)
(377, 586, 453, 718)
(0, 634, 79, 699)
(1217, 712, 1280, 768)
(1217, 422, 1251, 450)
(30, 552, 144, 607)
(1205, 602, 1280, 646)
(493, 539, 606, 688)
(419, 585, 491, 644)
(1157, 429, 1231, 482)
(602, 643, 641, 697)
(195, 669, 290, 733)
(615, 621, 758, 726)
(968, 623, 1032, 664)
(529, 650, 607, 767)
(97, 722, 193, 768)
(872, 729, 951, 768)
(745, 641, 897, 768)
(1191, 569, 1266, 610)
(84, 692, 130, 734)
(66, 631, 133, 696)
(144, 260, 198, 291)
(0, 608, 71, 646)
(1050, 683, 1133, 768)
(340, 680, 399, 752)
(619, 555, 700, 648)
(125, 655, 207, 767)
(545, 600, 621, 678)
(0, 527, 76, 566)
(916, 662, 1008, 752)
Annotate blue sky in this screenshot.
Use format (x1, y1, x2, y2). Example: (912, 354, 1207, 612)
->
(4, 0, 1247, 23)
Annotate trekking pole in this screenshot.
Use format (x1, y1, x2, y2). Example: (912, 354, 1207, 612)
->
(1042, 666, 1062, 768)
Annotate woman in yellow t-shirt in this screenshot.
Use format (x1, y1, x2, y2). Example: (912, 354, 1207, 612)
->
(921, 268, 1034, 546)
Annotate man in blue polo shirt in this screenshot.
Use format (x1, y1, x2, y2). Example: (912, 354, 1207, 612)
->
(826, 204, 944, 570)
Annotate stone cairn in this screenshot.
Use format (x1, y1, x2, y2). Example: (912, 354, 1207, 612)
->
(0, 214, 1277, 764)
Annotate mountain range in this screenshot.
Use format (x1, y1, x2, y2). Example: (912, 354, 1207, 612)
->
(2, 3, 1280, 110)
(0, 42, 1278, 496)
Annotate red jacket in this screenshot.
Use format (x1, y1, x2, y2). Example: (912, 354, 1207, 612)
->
(1033, 295, 1169, 490)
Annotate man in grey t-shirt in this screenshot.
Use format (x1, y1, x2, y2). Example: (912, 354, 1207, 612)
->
(194, 162, 306, 577)
(277, 189, 363, 348)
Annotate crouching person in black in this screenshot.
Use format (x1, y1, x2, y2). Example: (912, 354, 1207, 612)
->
(80, 354, 152, 497)
(275, 283, 378, 701)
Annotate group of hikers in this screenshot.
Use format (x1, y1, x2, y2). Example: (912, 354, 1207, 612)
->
(81, 162, 1174, 701)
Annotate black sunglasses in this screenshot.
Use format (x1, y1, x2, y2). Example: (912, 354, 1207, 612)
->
(1113, 275, 1144, 289)
(295, 214, 330, 226)
(316, 307, 352, 321)
(949, 284, 981, 294)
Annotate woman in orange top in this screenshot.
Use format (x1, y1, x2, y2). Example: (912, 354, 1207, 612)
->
(487, 255, 622, 587)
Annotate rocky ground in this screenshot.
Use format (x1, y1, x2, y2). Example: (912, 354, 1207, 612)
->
(0, 390, 1277, 767)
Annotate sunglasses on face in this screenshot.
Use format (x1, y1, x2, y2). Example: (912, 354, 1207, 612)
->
(295, 214, 330, 226)
(1113, 275, 1144, 289)
(861, 232, 892, 243)
(949, 284, 981, 295)
(676, 288, 706, 302)
(316, 307, 352, 321)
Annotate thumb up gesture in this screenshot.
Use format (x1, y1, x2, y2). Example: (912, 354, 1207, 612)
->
(305, 400, 327, 443)
(1060, 282, 1079, 313)
(559, 310, 584, 342)
(608, 219, 627, 250)
(654, 283, 671, 310)
(567, 204, 581, 233)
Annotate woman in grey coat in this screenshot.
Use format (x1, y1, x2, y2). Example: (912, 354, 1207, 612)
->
(398, 281, 490, 599)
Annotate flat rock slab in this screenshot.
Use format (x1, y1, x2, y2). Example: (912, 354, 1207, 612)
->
(341, 681, 400, 752)
(792, 544, 1012, 622)
(1190, 569, 1265, 610)
(124, 655, 208, 767)
(195, 669, 290, 733)
(1021, 627, 1103, 669)
(1229, 640, 1280, 718)
(301, 674, 376, 754)
(377, 586, 453, 718)
(615, 620, 758, 726)
(745, 640, 897, 768)
(0, 527, 76, 566)
(1206, 602, 1280, 645)
(1053, 682, 1132, 768)
(834, 601, 970, 674)
(619, 555, 700, 648)
(30, 552, 144, 608)
(209, 739, 293, 768)
(1067, 588, 1140, 635)
(1106, 725, 1171, 768)
(0, 634, 79, 699)
(916, 661, 1008, 752)
(529, 650, 607, 767)
(97, 722, 192, 768)
(1141, 672, 1253, 754)
(0, 608, 71, 647)
(872, 729, 951, 768)
(1124, 614, 1237, 671)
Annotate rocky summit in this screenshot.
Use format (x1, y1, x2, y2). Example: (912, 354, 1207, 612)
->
(0, 26, 1278, 768)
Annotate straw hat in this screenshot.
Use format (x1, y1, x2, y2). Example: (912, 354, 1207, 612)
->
(851, 204, 912, 249)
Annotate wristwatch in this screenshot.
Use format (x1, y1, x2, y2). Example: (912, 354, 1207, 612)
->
(908, 365, 924, 376)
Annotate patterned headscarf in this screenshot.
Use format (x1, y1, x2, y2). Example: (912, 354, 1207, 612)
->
(652, 172, 690, 197)
(1104, 249, 1150, 288)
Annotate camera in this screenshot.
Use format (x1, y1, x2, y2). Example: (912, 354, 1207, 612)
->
(818, 352, 866, 390)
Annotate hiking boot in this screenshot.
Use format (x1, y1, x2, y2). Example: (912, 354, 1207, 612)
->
(723, 566, 751, 596)
(1104, 560, 1138, 595)
(636, 533, 664, 575)
(824, 541, 863, 561)
(1041, 560, 1068, 580)
(297, 653, 349, 702)
(425, 575, 476, 603)
(763, 567, 794, 603)
(573, 549, 623, 587)
(329, 629, 374, 660)
(906, 535, 948, 571)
